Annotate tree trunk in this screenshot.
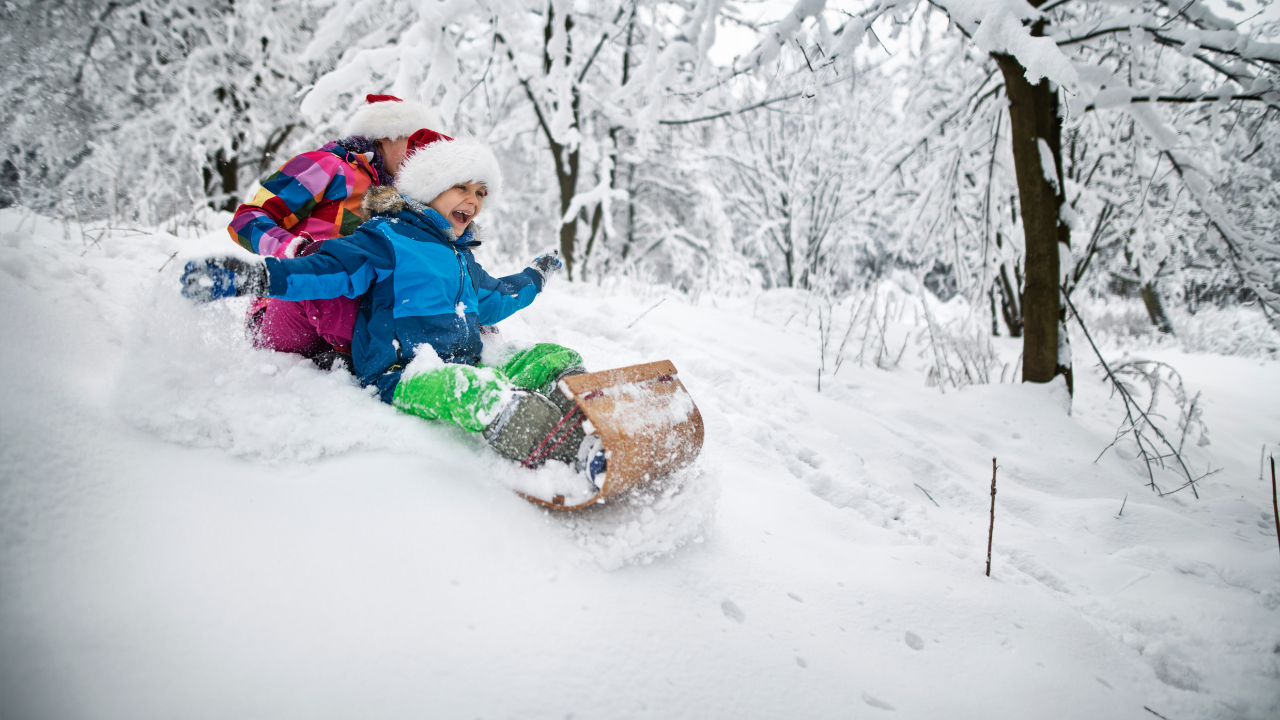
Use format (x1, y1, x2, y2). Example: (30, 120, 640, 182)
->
(998, 260, 1024, 337)
(583, 19, 634, 279)
(621, 161, 636, 260)
(545, 3, 580, 280)
(556, 142, 580, 279)
(0, 159, 18, 208)
(779, 192, 793, 287)
(990, 287, 1000, 336)
(995, 232, 1024, 337)
(581, 204, 603, 278)
(258, 123, 297, 174)
(1140, 281, 1176, 335)
(217, 151, 238, 212)
(204, 146, 239, 212)
(994, 43, 1073, 394)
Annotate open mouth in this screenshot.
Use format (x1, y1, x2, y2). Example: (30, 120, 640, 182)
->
(451, 209, 472, 226)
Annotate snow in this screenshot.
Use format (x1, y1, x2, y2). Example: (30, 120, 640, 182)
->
(597, 377, 696, 435)
(944, 0, 1080, 88)
(2, 209, 1279, 719)
(1037, 137, 1059, 192)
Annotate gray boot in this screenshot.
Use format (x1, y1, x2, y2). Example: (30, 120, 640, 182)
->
(539, 366, 588, 464)
(483, 390, 564, 464)
(545, 365, 587, 414)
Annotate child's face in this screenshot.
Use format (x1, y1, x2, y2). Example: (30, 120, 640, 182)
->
(377, 137, 412, 177)
(428, 182, 487, 236)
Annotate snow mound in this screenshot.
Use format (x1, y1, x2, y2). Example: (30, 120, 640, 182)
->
(3, 210, 1279, 720)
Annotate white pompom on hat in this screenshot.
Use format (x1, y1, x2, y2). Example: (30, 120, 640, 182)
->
(396, 129, 504, 207)
(342, 94, 442, 141)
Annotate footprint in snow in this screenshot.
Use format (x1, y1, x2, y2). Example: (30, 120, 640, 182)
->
(904, 631, 924, 650)
(721, 600, 745, 623)
(862, 692, 895, 711)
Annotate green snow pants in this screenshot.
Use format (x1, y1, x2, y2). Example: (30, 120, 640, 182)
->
(391, 343, 584, 433)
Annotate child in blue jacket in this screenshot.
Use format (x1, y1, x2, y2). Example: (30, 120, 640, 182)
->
(183, 131, 601, 476)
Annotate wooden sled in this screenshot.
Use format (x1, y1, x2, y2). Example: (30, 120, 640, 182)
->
(521, 360, 705, 510)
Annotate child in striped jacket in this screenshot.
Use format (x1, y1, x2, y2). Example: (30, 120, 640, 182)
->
(228, 95, 438, 368)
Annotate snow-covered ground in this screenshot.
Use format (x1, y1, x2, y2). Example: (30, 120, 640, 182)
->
(2, 209, 1278, 720)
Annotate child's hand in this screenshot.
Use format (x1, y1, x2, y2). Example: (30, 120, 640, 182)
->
(180, 257, 268, 302)
(529, 250, 562, 283)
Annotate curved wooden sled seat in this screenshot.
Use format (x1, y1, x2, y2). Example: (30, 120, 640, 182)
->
(525, 360, 705, 510)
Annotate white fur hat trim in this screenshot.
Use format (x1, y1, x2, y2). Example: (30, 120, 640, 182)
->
(343, 99, 442, 141)
(396, 138, 504, 206)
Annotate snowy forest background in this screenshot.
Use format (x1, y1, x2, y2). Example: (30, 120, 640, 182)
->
(1, 0, 1278, 361)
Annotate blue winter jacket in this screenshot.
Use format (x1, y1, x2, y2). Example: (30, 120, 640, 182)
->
(263, 201, 543, 402)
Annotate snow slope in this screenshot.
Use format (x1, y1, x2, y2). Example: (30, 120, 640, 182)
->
(2, 209, 1278, 720)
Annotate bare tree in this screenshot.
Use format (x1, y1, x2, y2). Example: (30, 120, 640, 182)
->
(0, 0, 313, 221)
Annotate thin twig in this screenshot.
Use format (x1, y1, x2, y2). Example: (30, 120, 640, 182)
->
(1144, 706, 1171, 720)
(868, 25, 891, 55)
(658, 75, 857, 126)
(832, 296, 865, 376)
(1117, 493, 1128, 518)
(1271, 455, 1278, 559)
(921, 296, 947, 394)
(158, 251, 179, 273)
(818, 303, 829, 391)
(986, 458, 997, 578)
(915, 483, 940, 507)
(1082, 93, 1268, 111)
(1063, 292, 1209, 498)
(625, 298, 666, 329)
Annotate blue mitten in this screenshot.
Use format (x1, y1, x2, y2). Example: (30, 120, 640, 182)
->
(528, 249, 562, 283)
(181, 257, 268, 302)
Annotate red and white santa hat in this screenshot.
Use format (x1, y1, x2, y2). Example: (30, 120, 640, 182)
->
(396, 129, 504, 206)
(343, 94, 442, 141)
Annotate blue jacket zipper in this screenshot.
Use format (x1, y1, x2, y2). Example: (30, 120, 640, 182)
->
(452, 247, 465, 306)
(453, 247, 472, 352)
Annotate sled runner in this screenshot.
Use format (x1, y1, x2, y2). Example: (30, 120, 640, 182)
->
(519, 360, 704, 510)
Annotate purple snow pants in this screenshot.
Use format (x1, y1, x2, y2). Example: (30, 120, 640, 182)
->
(251, 296, 358, 357)
(245, 235, 357, 359)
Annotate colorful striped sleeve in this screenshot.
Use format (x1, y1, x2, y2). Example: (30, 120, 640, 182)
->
(263, 227, 396, 301)
(227, 151, 357, 256)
